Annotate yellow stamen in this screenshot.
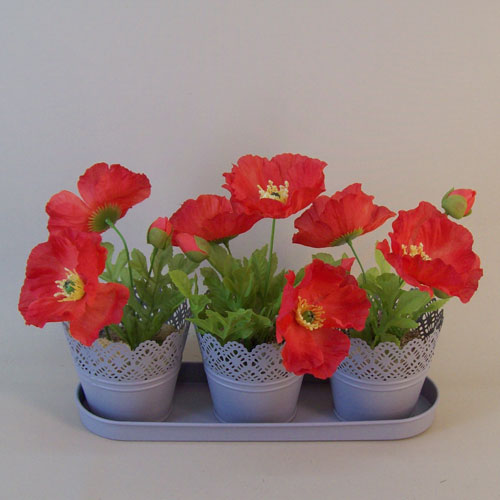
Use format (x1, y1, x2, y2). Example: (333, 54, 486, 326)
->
(295, 297, 325, 331)
(401, 242, 431, 261)
(54, 268, 85, 301)
(257, 180, 289, 203)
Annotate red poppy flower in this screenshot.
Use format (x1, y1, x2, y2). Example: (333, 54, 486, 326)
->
(442, 188, 476, 219)
(46, 163, 151, 233)
(293, 183, 395, 247)
(376, 201, 483, 303)
(19, 230, 129, 345)
(276, 259, 371, 379)
(222, 153, 326, 219)
(170, 194, 261, 246)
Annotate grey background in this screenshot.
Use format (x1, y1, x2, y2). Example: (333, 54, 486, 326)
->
(1, 1, 499, 499)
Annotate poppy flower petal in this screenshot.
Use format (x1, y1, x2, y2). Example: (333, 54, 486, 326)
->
(46, 190, 92, 233)
(170, 194, 261, 244)
(280, 323, 350, 379)
(77, 163, 151, 216)
(293, 184, 395, 248)
(67, 283, 129, 346)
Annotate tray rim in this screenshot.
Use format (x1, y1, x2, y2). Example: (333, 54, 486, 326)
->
(74, 362, 439, 441)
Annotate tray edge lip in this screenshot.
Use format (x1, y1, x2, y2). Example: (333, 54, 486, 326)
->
(74, 367, 439, 439)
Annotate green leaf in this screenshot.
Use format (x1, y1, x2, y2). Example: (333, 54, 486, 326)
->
(375, 248, 392, 274)
(312, 252, 342, 267)
(394, 289, 431, 316)
(169, 270, 193, 298)
(191, 309, 255, 343)
(249, 245, 268, 284)
(294, 267, 305, 286)
(385, 317, 419, 330)
(189, 295, 210, 317)
(378, 332, 401, 346)
(206, 241, 231, 274)
(130, 249, 148, 278)
(420, 298, 449, 313)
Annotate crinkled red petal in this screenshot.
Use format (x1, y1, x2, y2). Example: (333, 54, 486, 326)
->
(171, 194, 260, 242)
(46, 190, 92, 233)
(280, 322, 351, 379)
(293, 184, 394, 248)
(77, 162, 151, 217)
(67, 283, 129, 346)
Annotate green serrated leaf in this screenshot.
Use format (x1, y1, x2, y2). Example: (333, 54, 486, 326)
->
(420, 297, 449, 313)
(378, 332, 401, 346)
(130, 249, 148, 277)
(375, 248, 392, 274)
(385, 317, 419, 330)
(312, 252, 340, 266)
(169, 270, 192, 298)
(394, 289, 431, 316)
(294, 267, 305, 286)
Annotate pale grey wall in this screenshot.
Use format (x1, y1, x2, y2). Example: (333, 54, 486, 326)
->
(2, 0, 498, 370)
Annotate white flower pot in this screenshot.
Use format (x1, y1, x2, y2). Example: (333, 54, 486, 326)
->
(331, 309, 443, 421)
(197, 331, 303, 423)
(65, 302, 190, 421)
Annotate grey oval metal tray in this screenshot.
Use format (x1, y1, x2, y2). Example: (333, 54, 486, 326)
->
(75, 362, 439, 441)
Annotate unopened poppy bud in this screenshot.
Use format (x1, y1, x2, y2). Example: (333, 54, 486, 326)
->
(441, 188, 476, 219)
(174, 233, 208, 263)
(147, 217, 173, 249)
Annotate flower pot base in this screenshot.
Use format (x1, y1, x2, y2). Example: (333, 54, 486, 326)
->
(331, 369, 428, 421)
(74, 362, 439, 441)
(197, 331, 303, 423)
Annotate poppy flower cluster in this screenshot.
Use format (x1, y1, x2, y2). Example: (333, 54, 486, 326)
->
(19, 163, 168, 346)
(168, 153, 373, 378)
(20, 154, 483, 379)
(291, 182, 482, 350)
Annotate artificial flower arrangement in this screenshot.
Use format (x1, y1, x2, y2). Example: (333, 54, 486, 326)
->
(19, 158, 482, 376)
(19, 163, 198, 349)
(18, 157, 482, 424)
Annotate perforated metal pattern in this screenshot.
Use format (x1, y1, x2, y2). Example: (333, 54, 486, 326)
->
(65, 302, 190, 381)
(337, 309, 443, 381)
(197, 331, 293, 382)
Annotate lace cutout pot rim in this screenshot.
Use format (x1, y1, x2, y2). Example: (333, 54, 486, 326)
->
(64, 301, 191, 382)
(196, 329, 295, 383)
(338, 308, 443, 382)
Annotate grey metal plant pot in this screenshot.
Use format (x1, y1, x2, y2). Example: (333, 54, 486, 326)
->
(65, 302, 190, 422)
(331, 309, 443, 421)
(197, 331, 303, 423)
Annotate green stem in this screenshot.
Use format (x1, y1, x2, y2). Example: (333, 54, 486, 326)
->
(106, 218, 135, 293)
(223, 240, 233, 256)
(264, 219, 277, 298)
(147, 248, 159, 279)
(346, 239, 366, 284)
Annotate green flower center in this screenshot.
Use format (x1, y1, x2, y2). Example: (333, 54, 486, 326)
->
(88, 204, 121, 232)
(54, 268, 85, 302)
(331, 228, 364, 247)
